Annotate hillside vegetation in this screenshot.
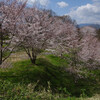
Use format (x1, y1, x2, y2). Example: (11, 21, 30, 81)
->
(0, 0, 100, 100)
(0, 52, 100, 100)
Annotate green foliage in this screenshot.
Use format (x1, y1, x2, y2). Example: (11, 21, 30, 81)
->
(45, 55, 68, 66)
(0, 55, 99, 98)
(0, 80, 59, 100)
(0, 79, 87, 100)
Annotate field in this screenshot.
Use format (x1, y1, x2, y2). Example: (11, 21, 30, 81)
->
(0, 52, 100, 100)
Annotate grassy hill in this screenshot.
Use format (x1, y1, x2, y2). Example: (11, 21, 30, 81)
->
(0, 52, 100, 100)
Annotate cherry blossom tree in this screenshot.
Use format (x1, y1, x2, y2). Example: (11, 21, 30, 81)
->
(16, 8, 55, 64)
(51, 15, 79, 56)
(15, 6, 79, 65)
(50, 15, 84, 74)
(0, 0, 27, 65)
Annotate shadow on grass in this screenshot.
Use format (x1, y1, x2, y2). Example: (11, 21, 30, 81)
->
(0, 58, 99, 97)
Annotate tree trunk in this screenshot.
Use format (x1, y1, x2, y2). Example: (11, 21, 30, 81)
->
(24, 47, 37, 65)
(31, 58, 36, 65)
(0, 26, 3, 65)
(0, 48, 3, 65)
(0, 42, 3, 65)
(31, 48, 37, 65)
(0, 59, 2, 65)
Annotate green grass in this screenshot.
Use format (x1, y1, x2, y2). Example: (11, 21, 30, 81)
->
(45, 55, 68, 66)
(0, 54, 100, 100)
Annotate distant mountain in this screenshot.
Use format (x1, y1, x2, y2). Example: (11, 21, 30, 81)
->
(79, 24, 100, 29)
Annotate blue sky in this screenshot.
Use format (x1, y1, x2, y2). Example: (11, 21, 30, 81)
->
(27, 0, 100, 24)
(48, 0, 92, 16)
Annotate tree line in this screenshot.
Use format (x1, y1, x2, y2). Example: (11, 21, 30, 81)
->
(0, 0, 82, 65)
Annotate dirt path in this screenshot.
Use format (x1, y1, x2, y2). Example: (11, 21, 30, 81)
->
(0, 51, 29, 68)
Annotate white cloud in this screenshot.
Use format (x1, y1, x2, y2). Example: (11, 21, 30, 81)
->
(68, 1, 100, 24)
(39, 0, 49, 6)
(28, 0, 37, 4)
(21, 0, 49, 6)
(57, 1, 68, 8)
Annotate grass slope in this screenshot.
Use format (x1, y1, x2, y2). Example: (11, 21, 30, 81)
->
(0, 54, 100, 100)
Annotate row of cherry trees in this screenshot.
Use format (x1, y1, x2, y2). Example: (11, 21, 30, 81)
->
(0, 0, 28, 65)
(0, 0, 79, 65)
